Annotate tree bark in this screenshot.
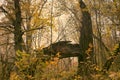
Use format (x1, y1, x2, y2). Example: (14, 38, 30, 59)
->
(13, 0, 23, 52)
(25, 0, 32, 53)
(78, 0, 94, 78)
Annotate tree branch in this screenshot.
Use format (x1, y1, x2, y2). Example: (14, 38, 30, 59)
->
(0, 6, 14, 21)
(23, 26, 45, 33)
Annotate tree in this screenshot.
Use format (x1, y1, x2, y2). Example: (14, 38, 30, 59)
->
(0, 0, 47, 79)
(76, 0, 94, 79)
(0, 0, 23, 79)
(13, 0, 23, 52)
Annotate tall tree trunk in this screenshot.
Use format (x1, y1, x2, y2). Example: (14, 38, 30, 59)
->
(13, 0, 23, 52)
(78, 0, 94, 78)
(26, 0, 32, 53)
(94, 0, 106, 69)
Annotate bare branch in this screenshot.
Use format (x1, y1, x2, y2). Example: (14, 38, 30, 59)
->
(0, 6, 14, 21)
(0, 24, 14, 33)
(23, 26, 45, 33)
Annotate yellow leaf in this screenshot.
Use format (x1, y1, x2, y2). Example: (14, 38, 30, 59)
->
(56, 52, 61, 57)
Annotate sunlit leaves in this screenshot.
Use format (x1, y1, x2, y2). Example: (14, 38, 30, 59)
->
(11, 51, 46, 80)
(85, 43, 93, 57)
(10, 72, 22, 80)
